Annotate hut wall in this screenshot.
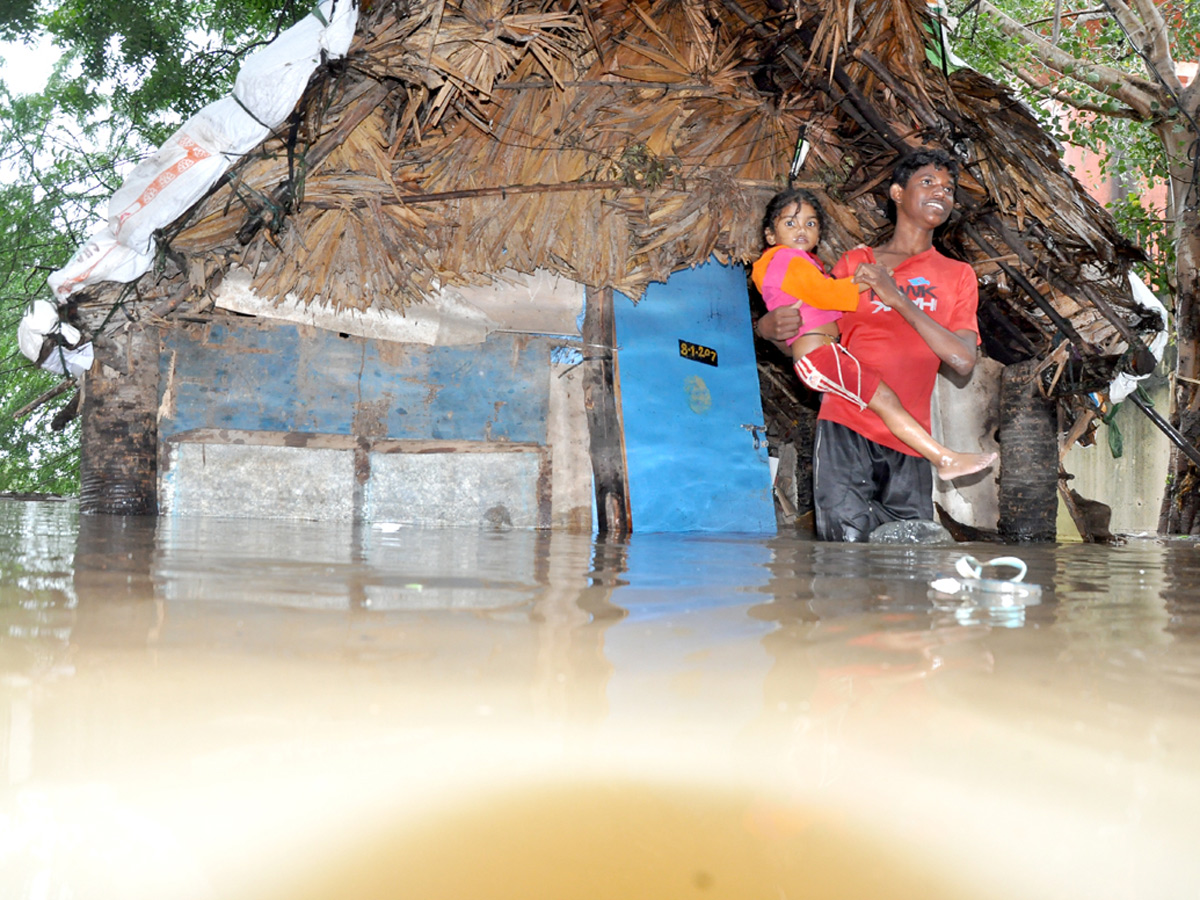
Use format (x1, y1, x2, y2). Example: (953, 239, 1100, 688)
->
(1059, 377, 1171, 536)
(931, 358, 1003, 531)
(998, 361, 1060, 542)
(156, 318, 590, 528)
(926, 358, 1168, 539)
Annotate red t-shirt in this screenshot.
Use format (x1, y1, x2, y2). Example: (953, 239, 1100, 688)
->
(819, 245, 980, 455)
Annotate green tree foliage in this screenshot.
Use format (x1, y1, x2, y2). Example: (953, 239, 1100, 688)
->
(1, 0, 301, 494)
(41, 0, 303, 143)
(0, 169, 82, 496)
(0, 1, 39, 41)
(954, 0, 1198, 295)
(0, 83, 124, 495)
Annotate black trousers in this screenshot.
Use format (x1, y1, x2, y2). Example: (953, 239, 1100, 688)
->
(813, 420, 934, 542)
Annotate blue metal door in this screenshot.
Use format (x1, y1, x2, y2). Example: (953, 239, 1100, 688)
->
(614, 259, 775, 533)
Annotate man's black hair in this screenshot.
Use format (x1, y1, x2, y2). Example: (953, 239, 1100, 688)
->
(761, 188, 825, 248)
(890, 148, 959, 189)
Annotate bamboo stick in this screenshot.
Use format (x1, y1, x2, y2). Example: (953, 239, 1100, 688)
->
(12, 379, 75, 421)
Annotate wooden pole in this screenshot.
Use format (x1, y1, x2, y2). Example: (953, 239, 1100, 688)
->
(12, 379, 74, 420)
(581, 285, 631, 535)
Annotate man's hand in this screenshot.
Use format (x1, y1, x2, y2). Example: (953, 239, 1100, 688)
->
(755, 305, 802, 344)
(851, 262, 902, 307)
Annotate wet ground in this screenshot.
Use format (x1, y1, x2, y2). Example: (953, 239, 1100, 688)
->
(2, 498, 1200, 899)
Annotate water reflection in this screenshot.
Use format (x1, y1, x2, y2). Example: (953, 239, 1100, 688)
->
(1161, 542, 1200, 638)
(3, 500, 1200, 899)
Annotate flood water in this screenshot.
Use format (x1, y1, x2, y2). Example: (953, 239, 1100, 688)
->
(2, 498, 1200, 899)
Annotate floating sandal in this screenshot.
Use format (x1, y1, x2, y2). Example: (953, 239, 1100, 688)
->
(929, 555, 1043, 609)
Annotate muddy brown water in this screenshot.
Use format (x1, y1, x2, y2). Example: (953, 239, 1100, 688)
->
(2, 498, 1199, 899)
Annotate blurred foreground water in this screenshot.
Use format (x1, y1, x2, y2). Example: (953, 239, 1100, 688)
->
(2, 498, 1200, 899)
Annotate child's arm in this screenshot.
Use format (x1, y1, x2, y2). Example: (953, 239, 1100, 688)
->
(778, 257, 859, 311)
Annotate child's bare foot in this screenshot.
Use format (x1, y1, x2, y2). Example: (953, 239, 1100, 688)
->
(935, 451, 998, 481)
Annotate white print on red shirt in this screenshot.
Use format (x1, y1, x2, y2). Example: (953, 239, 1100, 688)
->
(869, 276, 938, 313)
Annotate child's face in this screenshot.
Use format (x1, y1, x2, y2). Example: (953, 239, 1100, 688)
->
(766, 202, 820, 253)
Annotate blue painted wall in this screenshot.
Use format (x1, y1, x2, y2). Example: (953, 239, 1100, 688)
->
(160, 321, 552, 444)
(160, 273, 774, 534)
(614, 259, 775, 533)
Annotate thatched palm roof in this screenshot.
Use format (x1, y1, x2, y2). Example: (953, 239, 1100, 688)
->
(77, 0, 1161, 395)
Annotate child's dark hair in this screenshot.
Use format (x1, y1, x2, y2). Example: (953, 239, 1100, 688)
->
(761, 188, 825, 247)
(890, 147, 958, 189)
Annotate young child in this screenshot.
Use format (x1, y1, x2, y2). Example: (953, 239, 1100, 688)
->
(752, 188, 996, 481)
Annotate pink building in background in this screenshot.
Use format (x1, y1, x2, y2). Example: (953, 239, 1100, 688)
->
(1060, 61, 1196, 263)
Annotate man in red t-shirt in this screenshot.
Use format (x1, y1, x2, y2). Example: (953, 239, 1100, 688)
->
(755, 148, 982, 541)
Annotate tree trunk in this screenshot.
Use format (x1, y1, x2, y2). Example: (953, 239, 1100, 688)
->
(998, 359, 1058, 542)
(78, 325, 160, 515)
(1156, 115, 1200, 534)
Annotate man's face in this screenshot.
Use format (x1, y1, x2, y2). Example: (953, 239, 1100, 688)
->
(891, 164, 955, 228)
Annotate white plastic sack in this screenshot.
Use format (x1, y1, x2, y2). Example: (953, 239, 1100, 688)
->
(18, 299, 78, 360)
(17, 299, 95, 376)
(46, 0, 359, 306)
(38, 342, 95, 377)
(108, 96, 269, 254)
(46, 231, 155, 304)
(317, 0, 358, 57)
(1109, 273, 1169, 403)
(234, 0, 359, 129)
